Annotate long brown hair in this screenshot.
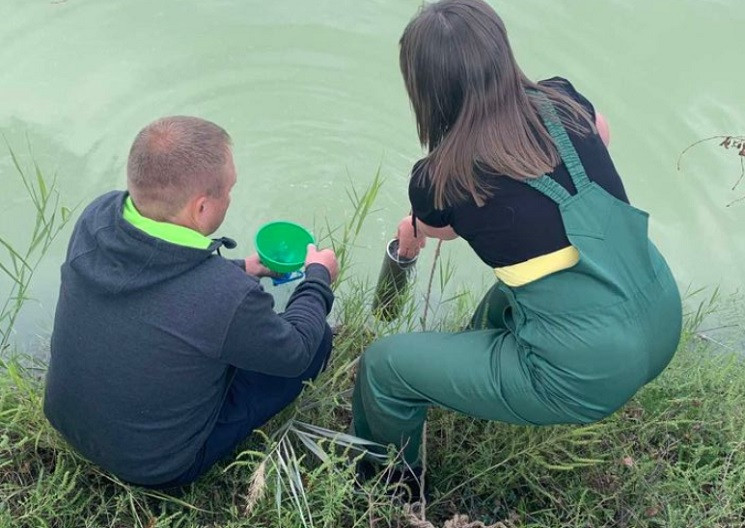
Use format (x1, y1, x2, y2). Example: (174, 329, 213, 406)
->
(400, 0, 594, 209)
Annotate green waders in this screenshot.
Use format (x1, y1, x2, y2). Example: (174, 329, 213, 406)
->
(352, 94, 683, 465)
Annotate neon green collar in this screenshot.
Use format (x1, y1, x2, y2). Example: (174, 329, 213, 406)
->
(122, 196, 212, 250)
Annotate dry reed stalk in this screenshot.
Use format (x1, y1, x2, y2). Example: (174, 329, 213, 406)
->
(404, 505, 512, 528)
(416, 238, 444, 522)
(421, 240, 444, 331)
(243, 459, 267, 515)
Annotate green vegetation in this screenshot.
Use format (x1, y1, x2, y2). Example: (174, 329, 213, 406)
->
(0, 143, 72, 351)
(678, 135, 745, 207)
(1, 156, 744, 527)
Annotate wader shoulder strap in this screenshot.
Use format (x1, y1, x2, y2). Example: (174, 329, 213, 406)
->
(525, 175, 573, 204)
(533, 91, 592, 191)
(522, 90, 593, 205)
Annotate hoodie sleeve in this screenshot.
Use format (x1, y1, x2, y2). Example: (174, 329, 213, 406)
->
(220, 264, 334, 376)
(229, 258, 247, 271)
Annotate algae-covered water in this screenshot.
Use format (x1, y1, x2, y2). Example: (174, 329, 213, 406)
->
(0, 0, 743, 351)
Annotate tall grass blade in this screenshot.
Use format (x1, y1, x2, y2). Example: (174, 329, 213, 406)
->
(0, 238, 32, 271)
(33, 159, 48, 202)
(0, 261, 21, 286)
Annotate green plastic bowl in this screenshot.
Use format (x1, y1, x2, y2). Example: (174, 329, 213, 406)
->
(255, 221, 315, 273)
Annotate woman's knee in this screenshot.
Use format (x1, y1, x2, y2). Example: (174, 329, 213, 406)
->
(359, 337, 400, 383)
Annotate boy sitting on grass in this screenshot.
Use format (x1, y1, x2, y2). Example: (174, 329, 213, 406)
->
(44, 116, 338, 489)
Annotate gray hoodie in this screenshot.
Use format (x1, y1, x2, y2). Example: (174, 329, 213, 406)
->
(44, 191, 333, 485)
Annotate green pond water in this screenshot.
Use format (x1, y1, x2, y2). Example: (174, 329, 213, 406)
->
(1, 0, 743, 353)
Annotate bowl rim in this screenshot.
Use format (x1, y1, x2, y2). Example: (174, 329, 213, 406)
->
(254, 221, 315, 268)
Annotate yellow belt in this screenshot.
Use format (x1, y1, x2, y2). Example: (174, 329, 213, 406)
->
(494, 246, 580, 287)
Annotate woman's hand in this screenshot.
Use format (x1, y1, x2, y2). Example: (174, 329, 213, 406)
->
(397, 215, 426, 259)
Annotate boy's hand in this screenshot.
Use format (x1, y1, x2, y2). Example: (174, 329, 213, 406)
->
(245, 254, 279, 278)
(305, 244, 339, 283)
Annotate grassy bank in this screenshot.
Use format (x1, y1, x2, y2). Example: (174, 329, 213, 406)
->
(2, 155, 744, 527)
(2, 298, 745, 528)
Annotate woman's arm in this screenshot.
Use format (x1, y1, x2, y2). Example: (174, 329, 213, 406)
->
(416, 218, 459, 240)
(596, 112, 610, 147)
(396, 215, 458, 259)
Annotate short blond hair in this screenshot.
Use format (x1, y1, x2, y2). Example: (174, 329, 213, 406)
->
(127, 116, 232, 216)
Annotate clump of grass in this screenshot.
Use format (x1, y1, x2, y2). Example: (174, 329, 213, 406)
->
(1, 156, 744, 527)
(3, 293, 744, 527)
(0, 141, 73, 351)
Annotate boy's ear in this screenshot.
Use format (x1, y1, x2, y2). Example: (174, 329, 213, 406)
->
(193, 195, 208, 218)
(183, 194, 208, 231)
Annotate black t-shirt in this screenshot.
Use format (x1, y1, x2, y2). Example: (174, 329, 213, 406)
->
(409, 77, 629, 268)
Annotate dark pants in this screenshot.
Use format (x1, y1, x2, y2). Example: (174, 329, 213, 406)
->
(154, 325, 333, 489)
